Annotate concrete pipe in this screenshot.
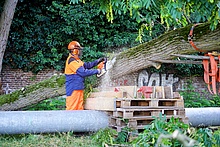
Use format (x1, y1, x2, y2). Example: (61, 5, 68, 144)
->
(0, 110, 109, 134)
(185, 107, 220, 127)
(0, 108, 220, 134)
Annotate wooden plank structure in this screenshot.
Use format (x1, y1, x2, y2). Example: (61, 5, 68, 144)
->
(85, 86, 188, 132)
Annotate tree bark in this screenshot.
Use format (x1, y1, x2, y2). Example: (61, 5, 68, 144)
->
(0, 87, 65, 111)
(0, 0, 18, 73)
(109, 23, 220, 79)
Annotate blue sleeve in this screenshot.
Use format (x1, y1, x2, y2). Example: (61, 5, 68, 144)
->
(76, 66, 99, 77)
(83, 59, 99, 69)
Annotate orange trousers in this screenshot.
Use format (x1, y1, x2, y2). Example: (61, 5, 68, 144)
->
(66, 90, 84, 110)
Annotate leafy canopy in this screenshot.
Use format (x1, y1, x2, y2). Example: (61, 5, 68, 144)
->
(70, 0, 220, 42)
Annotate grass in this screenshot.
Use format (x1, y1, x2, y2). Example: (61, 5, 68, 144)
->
(0, 132, 99, 147)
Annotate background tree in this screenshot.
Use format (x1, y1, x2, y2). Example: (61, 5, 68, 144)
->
(0, 0, 18, 73)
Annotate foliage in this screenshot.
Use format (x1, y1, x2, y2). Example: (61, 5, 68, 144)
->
(213, 129, 220, 146)
(4, 0, 142, 73)
(70, 0, 220, 42)
(131, 114, 189, 146)
(187, 127, 220, 147)
(130, 114, 220, 147)
(174, 59, 204, 77)
(115, 126, 131, 144)
(84, 75, 99, 100)
(180, 80, 220, 107)
(92, 128, 117, 146)
(92, 126, 132, 146)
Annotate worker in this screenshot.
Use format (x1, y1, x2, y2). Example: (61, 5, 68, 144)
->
(64, 41, 106, 110)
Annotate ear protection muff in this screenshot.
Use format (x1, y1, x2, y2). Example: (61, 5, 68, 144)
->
(73, 49, 79, 55)
(69, 49, 79, 55)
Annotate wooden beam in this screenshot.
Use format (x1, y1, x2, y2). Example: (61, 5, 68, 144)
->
(171, 54, 219, 60)
(149, 59, 202, 64)
(84, 97, 116, 111)
(89, 91, 126, 98)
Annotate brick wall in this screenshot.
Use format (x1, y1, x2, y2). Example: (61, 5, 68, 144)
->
(0, 66, 62, 94)
(0, 67, 210, 95)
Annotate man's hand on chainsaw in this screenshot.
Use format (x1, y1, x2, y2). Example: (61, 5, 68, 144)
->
(97, 68, 106, 77)
(98, 57, 107, 64)
(97, 57, 107, 77)
(97, 57, 107, 69)
(97, 69, 101, 74)
(97, 62, 104, 69)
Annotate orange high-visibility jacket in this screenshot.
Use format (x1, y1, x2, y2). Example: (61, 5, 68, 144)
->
(65, 54, 99, 96)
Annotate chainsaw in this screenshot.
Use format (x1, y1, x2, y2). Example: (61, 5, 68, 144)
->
(97, 57, 107, 77)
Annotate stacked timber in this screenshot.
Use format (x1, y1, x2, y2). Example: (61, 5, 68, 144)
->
(85, 86, 188, 132)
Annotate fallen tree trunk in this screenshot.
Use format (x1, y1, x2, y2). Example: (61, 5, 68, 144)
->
(0, 87, 65, 111)
(109, 23, 220, 79)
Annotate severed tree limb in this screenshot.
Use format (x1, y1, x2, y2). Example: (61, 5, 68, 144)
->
(109, 23, 220, 79)
(0, 87, 66, 111)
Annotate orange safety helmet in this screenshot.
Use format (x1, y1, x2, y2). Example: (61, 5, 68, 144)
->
(68, 41, 83, 55)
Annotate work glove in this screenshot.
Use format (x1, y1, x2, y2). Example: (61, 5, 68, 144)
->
(97, 69, 102, 74)
(97, 57, 106, 64)
(97, 68, 107, 77)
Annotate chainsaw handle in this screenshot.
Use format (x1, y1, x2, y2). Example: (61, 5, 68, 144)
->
(97, 62, 104, 69)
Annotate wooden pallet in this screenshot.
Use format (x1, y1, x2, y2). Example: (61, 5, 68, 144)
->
(110, 125, 145, 133)
(113, 108, 185, 119)
(115, 98, 184, 109)
(86, 98, 184, 111)
(110, 117, 153, 127)
(85, 86, 188, 133)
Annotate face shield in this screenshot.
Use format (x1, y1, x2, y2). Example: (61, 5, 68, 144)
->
(78, 48, 83, 58)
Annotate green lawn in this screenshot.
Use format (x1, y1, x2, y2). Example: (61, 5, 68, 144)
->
(0, 132, 100, 147)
